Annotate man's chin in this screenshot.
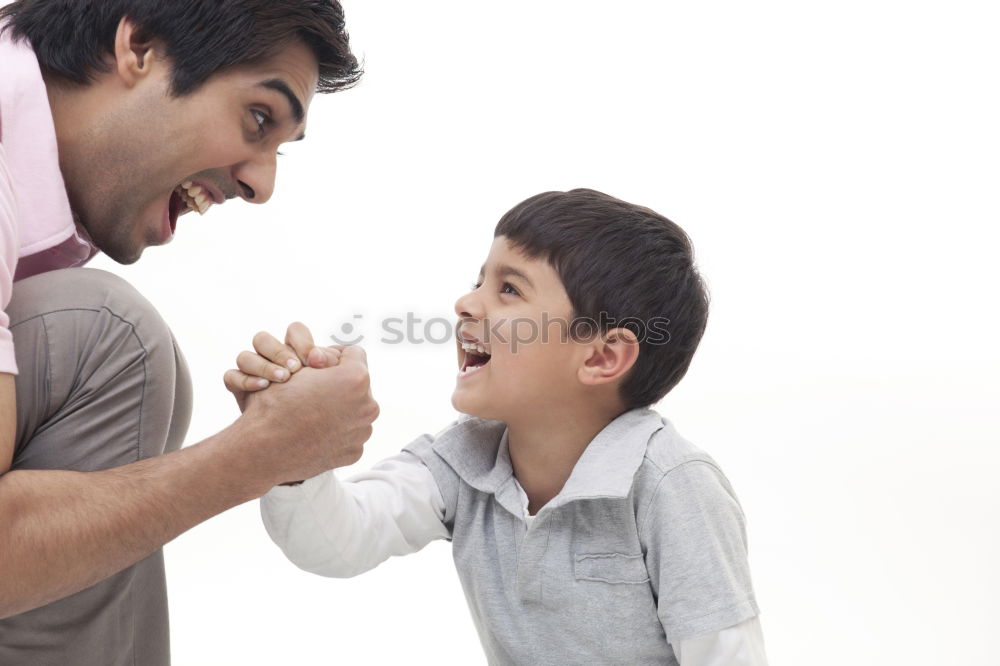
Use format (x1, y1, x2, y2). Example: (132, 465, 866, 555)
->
(93, 236, 144, 264)
(92, 237, 145, 265)
(77, 211, 149, 265)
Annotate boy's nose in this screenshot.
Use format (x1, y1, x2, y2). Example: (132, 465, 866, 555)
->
(454, 289, 485, 320)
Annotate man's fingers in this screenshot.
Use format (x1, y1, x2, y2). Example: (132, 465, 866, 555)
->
(237, 351, 291, 382)
(285, 322, 317, 366)
(253, 331, 302, 372)
(223, 368, 270, 393)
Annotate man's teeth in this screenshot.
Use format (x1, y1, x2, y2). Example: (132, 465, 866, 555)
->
(461, 341, 489, 355)
(177, 181, 213, 215)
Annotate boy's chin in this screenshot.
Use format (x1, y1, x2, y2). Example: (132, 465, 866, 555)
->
(451, 392, 500, 421)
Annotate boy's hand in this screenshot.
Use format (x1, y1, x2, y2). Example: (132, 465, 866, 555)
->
(224, 322, 345, 412)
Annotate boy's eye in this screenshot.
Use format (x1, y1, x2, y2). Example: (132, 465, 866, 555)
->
(471, 281, 483, 291)
(500, 282, 520, 296)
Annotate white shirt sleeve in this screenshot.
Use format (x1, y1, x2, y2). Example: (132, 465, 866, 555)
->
(260, 451, 450, 578)
(674, 616, 769, 666)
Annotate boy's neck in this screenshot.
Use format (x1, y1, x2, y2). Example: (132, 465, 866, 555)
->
(506, 400, 624, 516)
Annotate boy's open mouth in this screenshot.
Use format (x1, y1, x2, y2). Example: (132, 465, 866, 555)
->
(460, 339, 492, 376)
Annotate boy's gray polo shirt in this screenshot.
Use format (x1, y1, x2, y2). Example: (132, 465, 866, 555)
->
(403, 408, 759, 665)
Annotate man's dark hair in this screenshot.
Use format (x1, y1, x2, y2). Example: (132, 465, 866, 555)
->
(495, 188, 710, 410)
(0, 0, 361, 95)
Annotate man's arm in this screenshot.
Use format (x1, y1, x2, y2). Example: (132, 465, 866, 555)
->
(1, 374, 15, 476)
(0, 348, 378, 618)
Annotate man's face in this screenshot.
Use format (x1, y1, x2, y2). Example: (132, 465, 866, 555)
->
(64, 40, 319, 264)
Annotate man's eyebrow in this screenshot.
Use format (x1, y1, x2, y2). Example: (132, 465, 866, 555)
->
(258, 78, 305, 127)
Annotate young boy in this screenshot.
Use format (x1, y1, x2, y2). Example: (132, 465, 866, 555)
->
(227, 189, 768, 665)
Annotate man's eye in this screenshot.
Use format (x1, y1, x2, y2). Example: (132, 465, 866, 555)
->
(251, 109, 270, 135)
(501, 282, 520, 296)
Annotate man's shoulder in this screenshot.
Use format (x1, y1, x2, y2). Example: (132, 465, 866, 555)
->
(0, 28, 40, 121)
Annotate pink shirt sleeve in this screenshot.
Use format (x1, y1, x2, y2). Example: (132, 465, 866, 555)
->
(1, 142, 20, 375)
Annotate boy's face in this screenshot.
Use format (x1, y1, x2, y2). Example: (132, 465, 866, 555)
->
(452, 236, 590, 422)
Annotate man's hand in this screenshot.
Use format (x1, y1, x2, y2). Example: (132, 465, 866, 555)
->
(224, 322, 378, 486)
(224, 322, 344, 412)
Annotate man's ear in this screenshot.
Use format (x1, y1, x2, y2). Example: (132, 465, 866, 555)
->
(112, 16, 158, 87)
(577, 327, 640, 387)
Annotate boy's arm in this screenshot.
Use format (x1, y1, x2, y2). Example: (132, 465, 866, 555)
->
(235, 324, 449, 575)
(261, 450, 448, 578)
(674, 617, 769, 666)
(638, 460, 765, 659)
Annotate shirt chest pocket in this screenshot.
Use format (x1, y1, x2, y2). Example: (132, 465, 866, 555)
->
(573, 552, 650, 585)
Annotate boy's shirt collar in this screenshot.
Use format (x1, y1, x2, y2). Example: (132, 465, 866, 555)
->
(432, 408, 667, 518)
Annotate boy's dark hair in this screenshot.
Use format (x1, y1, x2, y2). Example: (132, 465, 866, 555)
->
(0, 0, 361, 96)
(495, 188, 710, 410)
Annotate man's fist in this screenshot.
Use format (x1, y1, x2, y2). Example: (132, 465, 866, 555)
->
(227, 324, 378, 487)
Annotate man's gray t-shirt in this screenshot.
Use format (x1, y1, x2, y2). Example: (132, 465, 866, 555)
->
(403, 408, 759, 665)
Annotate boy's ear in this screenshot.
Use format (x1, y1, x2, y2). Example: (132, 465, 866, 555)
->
(112, 16, 159, 87)
(577, 327, 640, 387)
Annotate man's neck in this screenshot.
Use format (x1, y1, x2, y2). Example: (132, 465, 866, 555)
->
(41, 71, 101, 172)
(506, 399, 624, 516)
(41, 72, 71, 164)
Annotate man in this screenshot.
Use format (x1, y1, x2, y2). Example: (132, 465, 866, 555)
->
(0, 1, 377, 664)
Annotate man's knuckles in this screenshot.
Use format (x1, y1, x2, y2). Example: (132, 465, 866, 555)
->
(327, 362, 370, 391)
(363, 399, 380, 424)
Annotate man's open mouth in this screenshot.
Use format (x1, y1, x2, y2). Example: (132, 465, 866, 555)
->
(168, 181, 215, 231)
(460, 338, 492, 376)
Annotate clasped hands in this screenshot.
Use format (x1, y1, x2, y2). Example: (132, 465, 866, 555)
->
(223, 322, 379, 486)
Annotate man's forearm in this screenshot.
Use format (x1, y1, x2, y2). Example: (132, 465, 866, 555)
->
(0, 419, 272, 619)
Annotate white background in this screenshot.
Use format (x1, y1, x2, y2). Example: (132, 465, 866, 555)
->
(89, 1, 999, 664)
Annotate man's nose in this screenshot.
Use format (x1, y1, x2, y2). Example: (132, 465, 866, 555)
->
(231, 152, 277, 204)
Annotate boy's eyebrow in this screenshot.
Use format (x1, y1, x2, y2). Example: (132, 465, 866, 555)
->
(478, 264, 535, 290)
(496, 264, 534, 290)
